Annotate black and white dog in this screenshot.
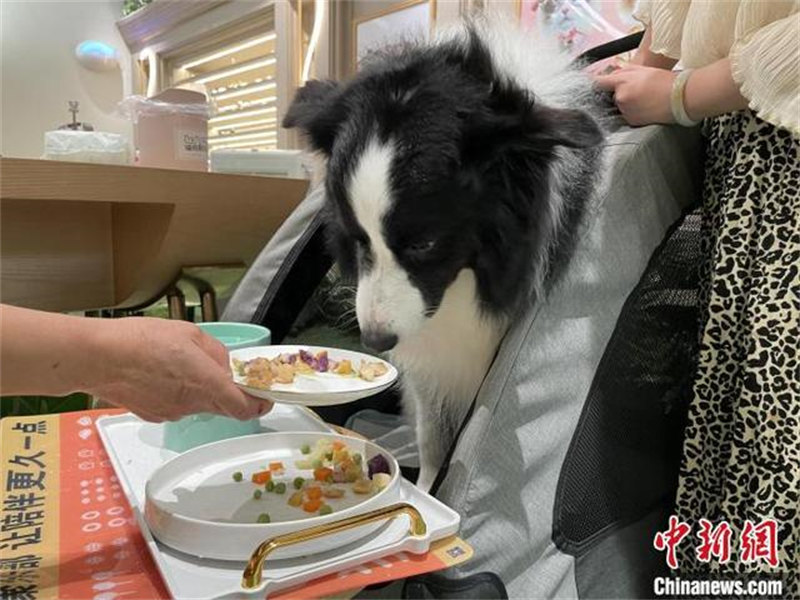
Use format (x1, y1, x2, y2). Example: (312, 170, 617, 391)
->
(285, 19, 604, 490)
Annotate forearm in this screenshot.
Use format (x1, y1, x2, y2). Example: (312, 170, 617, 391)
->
(683, 57, 749, 121)
(631, 28, 678, 70)
(0, 305, 106, 396)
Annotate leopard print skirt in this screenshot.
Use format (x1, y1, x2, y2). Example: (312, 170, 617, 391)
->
(675, 109, 800, 592)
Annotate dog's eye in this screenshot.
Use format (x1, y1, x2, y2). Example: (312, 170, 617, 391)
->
(405, 239, 436, 257)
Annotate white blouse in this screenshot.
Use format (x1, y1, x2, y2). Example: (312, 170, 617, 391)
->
(634, 0, 799, 134)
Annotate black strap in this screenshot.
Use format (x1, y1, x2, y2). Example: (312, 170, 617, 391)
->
(428, 399, 476, 497)
(252, 213, 333, 343)
(402, 572, 508, 599)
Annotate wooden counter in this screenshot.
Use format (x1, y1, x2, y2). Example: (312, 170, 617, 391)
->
(0, 158, 309, 312)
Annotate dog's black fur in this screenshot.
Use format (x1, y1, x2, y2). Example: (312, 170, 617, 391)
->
(284, 26, 603, 320)
(284, 23, 605, 487)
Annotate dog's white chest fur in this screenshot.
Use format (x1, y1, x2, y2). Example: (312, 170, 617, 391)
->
(390, 270, 507, 490)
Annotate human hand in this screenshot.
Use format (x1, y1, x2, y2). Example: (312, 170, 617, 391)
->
(87, 318, 272, 422)
(594, 64, 677, 126)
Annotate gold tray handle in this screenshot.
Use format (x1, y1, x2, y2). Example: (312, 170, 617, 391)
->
(241, 502, 427, 589)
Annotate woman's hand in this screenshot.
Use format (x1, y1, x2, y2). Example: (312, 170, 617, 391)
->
(594, 64, 677, 126)
(88, 317, 272, 422)
(0, 305, 271, 423)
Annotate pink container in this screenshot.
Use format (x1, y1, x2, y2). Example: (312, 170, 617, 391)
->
(127, 89, 209, 171)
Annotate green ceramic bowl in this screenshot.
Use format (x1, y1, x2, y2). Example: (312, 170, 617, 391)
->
(196, 322, 271, 350)
(163, 322, 271, 453)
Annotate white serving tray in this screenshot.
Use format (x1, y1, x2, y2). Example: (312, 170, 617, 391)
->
(96, 405, 460, 599)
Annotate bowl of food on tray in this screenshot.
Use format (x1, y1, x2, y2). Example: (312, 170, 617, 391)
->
(144, 431, 402, 560)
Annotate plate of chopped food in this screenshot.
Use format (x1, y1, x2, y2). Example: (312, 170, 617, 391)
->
(230, 345, 398, 406)
(144, 432, 401, 560)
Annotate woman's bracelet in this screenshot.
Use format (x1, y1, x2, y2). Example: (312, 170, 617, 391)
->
(670, 69, 700, 127)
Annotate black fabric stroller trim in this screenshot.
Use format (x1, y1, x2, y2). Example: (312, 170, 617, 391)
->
(251, 212, 333, 343)
(552, 204, 702, 557)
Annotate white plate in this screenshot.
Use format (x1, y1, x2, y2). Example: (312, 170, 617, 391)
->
(230, 345, 398, 406)
(144, 431, 401, 561)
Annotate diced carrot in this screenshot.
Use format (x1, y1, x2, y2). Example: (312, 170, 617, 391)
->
(269, 461, 284, 472)
(302, 498, 322, 513)
(314, 467, 333, 482)
(331, 441, 346, 451)
(305, 486, 322, 500)
(251, 470, 272, 484)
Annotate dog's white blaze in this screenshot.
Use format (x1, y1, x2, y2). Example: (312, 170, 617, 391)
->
(349, 139, 427, 336)
(348, 141, 508, 491)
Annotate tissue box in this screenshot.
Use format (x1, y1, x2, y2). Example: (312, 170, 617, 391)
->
(43, 130, 130, 165)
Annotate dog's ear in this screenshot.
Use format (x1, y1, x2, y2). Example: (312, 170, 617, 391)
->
(283, 79, 345, 155)
(461, 84, 602, 167)
(526, 105, 604, 149)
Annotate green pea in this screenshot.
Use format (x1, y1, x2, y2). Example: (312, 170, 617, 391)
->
(232, 471, 243, 482)
(325, 451, 333, 461)
(352, 453, 363, 465)
(256, 513, 271, 523)
(311, 458, 323, 469)
(293, 477, 305, 490)
(265, 480, 275, 492)
(274, 482, 286, 494)
(253, 489, 262, 500)
(300, 443, 311, 455)
(319, 504, 333, 516)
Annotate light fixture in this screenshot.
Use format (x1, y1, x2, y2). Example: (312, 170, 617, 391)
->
(139, 47, 159, 97)
(211, 117, 277, 132)
(75, 40, 120, 72)
(194, 57, 276, 85)
(179, 33, 277, 70)
(209, 106, 276, 124)
(216, 97, 276, 114)
(301, 0, 326, 83)
(212, 81, 277, 101)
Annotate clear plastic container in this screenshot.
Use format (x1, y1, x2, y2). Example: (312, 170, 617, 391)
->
(118, 89, 209, 171)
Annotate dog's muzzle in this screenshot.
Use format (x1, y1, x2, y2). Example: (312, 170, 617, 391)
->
(361, 329, 398, 353)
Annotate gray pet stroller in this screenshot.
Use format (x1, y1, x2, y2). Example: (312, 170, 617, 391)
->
(222, 35, 708, 599)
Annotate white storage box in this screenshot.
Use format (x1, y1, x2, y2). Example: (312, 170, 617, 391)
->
(43, 130, 130, 165)
(210, 149, 311, 179)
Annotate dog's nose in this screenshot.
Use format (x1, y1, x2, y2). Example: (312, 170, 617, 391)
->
(361, 329, 398, 353)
